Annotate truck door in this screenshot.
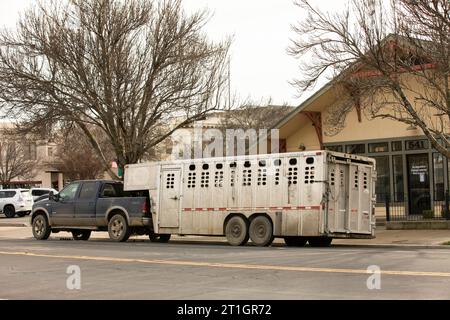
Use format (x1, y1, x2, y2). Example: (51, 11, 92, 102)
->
(74, 181, 99, 226)
(159, 168, 181, 228)
(50, 182, 80, 226)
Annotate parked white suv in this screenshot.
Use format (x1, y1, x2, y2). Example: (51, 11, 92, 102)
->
(30, 188, 58, 201)
(0, 189, 34, 218)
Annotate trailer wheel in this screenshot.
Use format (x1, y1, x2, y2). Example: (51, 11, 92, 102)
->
(249, 215, 274, 247)
(108, 214, 131, 242)
(225, 216, 249, 246)
(284, 237, 307, 247)
(72, 230, 91, 241)
(308, 237, 332, 247)
(149, 233, 171, 243)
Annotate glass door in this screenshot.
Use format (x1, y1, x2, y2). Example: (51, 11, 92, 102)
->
(407, 154, 431, 215)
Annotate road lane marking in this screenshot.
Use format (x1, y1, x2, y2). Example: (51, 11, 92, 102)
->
(1, 250, 450, 278)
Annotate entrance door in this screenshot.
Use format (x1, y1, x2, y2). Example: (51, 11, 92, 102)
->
(407, 154, 431, 215)
(159, 169, 181, 228)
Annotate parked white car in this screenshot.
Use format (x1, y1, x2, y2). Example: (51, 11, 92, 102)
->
(30, 188, 58, 201)
(0, 189, 34, 218)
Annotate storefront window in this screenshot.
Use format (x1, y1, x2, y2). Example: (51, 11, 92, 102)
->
(391, 141, 403, 152)
(325, 145, 343, 152)
(345, 144, 366, 155)
(434, 153, 444, 201)
(373, 156, 390, 203)
(392, 155, 404, 201)
(369, 142, 389, 153)
(406, 139, 429, 150)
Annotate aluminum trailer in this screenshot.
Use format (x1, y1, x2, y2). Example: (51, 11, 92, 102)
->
(124, 151, 377, 247)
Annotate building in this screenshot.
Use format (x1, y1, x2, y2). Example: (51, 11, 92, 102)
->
(273, 72, 448, 219)
(0, 122, 64, 190)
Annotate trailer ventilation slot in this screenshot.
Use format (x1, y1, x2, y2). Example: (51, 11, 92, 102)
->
(304, 166, 315, 184)
(258, 168, 267, 186)
(166, 173, 175, 189)
(275, 168, 280, 185)
(187, 172, 196, 188)
(243, 169, 252, 186)
(288, 167, 298, 185)
(363, 172, 368, 189)
(215, 171, 224, 187)
(201, 171, 210, 188)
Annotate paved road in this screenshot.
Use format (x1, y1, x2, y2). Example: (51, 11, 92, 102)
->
(1, 234, 450, 300)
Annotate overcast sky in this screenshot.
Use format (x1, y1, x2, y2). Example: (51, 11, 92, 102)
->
(0, 0, 345, 107)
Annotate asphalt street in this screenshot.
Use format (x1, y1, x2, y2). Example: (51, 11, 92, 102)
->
(1, 232, 450, 299)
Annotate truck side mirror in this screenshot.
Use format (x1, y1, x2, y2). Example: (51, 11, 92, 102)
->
(49, 191, 59, 202)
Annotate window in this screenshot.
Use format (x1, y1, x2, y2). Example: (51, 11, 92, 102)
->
(325, 145, 343, 153)
(101, 184, 124, 198)
(201, 171, 210, 188)
(274, 159, 281, 166)
(0, 191, 15, 198)
(59, 182, 81, 201)
(165, 173, 175, 189)
(47, 146, 55, 157)
(304, 166, 314, 184)
(257, 168, 267, 186)
(345, 144, 366, 154)
(406, 139, 428, 150)
(79, 182, 98, 199)
(23, 143, 37, 160)
(373, 156, 390, 203)
(369, 142, 389, 153)
(187, 172, 196, 188)
(433, 153, 444, 201)
(392, 155, 404, 201)
(214, 170, 224, 187)
(392, 141, 403, 152)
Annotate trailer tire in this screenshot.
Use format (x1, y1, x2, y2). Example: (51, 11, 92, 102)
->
(108, 214, 131, 242)
(225, 216, 249, 246)
(32, 213, 51, 240)
(249, 215, 274, 247)
(72, 230, 91, 241)
(149, 233, 171, 243)
(284, 237, 307, 247)
(308, 237, 332, 247)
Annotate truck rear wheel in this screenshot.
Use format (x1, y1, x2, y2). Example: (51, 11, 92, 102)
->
(308, 237, 332, 247)
(284, 237, 307, 247)
(149, 233, 171, 243)
(32, 214, 51, 240)
(72, 230, 91, 241)
(249, 216, 274, 247)
(225, 216, 249, 246)
(108, 214, 131, 242)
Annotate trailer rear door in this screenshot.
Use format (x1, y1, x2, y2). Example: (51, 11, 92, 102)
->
(327, 156, 374, 235)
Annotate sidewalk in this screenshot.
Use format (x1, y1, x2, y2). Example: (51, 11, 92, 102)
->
(1, 221, 449, 248)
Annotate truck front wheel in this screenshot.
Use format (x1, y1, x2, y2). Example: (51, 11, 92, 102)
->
(32, 214, 51, 240)
(225, 216, 249, 246)
(108, 214, 131, 242)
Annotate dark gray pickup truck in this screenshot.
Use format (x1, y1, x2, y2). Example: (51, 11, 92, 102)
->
(31, 180, 168, 242)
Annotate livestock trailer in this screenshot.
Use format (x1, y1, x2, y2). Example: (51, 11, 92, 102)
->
(124, 151, 377, 247)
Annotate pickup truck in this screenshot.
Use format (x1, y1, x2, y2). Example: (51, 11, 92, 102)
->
(30, 180, 167, 242)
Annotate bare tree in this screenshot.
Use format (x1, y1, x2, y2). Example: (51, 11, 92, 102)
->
(54, 126, 110, 181)
(289, 0, 450, 156)
(0, 0, 230, 179)
(0, 133, 36, 187)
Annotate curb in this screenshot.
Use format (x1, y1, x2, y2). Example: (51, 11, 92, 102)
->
(0, 223, 29, 228)
(331, 243, 450, 250)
